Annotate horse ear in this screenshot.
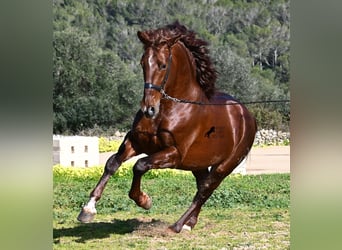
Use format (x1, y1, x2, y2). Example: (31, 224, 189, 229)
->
(137, 31, 151, 45)
(167, 34, 182, 47)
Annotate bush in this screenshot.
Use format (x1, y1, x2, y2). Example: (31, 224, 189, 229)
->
(98, 137, 122, 153)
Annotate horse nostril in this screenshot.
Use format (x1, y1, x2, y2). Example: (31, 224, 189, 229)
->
(147, 106, 155, 117)
(143, 105, 158, 118)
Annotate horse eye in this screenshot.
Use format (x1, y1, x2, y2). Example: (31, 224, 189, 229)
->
(160, 64, 166, 70)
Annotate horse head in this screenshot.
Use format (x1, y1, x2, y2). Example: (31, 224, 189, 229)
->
(137, 30, 181, 119)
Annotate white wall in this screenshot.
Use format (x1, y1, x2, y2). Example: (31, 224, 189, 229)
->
(53, 135, 99, 167)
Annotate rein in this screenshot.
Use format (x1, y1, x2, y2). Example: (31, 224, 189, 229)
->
(144, 51, 290, 106)
(161, 93, 290, 106)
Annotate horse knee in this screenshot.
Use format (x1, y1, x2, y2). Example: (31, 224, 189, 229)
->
(133, 158, 150, 175)
(105, 154, 119, 175)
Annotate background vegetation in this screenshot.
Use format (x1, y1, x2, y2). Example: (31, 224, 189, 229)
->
(53, 0, 290, 135)
(53, 166, 290, 248)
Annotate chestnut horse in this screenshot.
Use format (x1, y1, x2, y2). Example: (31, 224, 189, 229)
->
(78, 22, 257, 233)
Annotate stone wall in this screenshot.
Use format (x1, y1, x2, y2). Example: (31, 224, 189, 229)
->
(253, 129, 290, 146)
(111, 129, 290, 146)
(109, 129, 290, 147)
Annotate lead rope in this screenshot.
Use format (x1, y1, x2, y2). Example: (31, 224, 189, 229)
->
(161, 90, 290, 106)
(146, 50, 290, 106)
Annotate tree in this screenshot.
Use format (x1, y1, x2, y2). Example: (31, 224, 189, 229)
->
(212, 45, 257, 102)
(53, 27, 99, 133)
(53, 0, 290, 134)
(53, 26, 140, 133)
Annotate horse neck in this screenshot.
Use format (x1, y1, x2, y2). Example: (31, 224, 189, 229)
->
(167, 43, 207, 102)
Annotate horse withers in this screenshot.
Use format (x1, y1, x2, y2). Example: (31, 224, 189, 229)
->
(78, 21, 257, 233)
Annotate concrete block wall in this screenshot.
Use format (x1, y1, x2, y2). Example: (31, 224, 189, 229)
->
(53, 135, 99, 167)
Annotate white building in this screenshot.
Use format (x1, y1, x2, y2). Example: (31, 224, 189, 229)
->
(53, 135, 99, 167)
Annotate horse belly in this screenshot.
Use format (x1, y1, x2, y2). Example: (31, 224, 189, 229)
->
(181, 137, 233, 170)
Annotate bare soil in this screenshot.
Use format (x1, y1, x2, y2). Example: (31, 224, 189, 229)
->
(246, 146, 290, 174)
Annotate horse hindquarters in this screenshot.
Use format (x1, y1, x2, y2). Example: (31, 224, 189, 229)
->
(169, 106, 256, 232)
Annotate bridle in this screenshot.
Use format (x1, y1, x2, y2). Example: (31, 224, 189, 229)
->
(143, 50, 203, 104)
(144, 52, 172, 93)
(143, 49, 290, 106)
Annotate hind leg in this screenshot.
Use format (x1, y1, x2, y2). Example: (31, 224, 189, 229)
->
(181, 168, 210, 230)
(77, 133, 137, 223)
(169, 167, 227, 233)
(169, 156, 242, 233)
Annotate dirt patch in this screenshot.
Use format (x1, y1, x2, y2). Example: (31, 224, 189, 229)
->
(247, 146, 290, 174)
(124, 217, 174, 237)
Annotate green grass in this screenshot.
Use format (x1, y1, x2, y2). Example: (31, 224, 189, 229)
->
(53, 167, 290, 249)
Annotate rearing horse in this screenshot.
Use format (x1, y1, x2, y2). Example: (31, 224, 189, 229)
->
(78, 22, 257, 233)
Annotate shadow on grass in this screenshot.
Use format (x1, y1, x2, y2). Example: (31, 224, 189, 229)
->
(53, 218, 166, 244)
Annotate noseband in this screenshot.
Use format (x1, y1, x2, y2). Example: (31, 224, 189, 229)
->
(144, 53, 172, 93)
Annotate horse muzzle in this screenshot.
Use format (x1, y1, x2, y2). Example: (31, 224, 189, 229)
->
(141, 96, 160, 119)
(141, 104, 160, 119)
(146, 106, 156, 118)
(141, 82, 162, 118)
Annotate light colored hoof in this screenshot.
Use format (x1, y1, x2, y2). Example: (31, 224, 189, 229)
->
(181, 224, 192, 232)
(77, 207, 96, 223)
(141, 195, 152, 210)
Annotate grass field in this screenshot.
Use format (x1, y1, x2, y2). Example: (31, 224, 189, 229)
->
(53, 166, 290, 249)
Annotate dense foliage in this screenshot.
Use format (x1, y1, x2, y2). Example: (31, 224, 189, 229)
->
(53, 0, 290, 134)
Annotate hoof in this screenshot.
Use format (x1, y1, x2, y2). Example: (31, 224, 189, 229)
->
(181, 224, 192, 232)
(168, 224, 182, 233)
(77, 208, 96, 223)
(141, 195, 152, 210)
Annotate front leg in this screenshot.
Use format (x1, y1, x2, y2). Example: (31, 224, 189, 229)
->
(129, 146, 180, 209)
(77, 134, 137, 223)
